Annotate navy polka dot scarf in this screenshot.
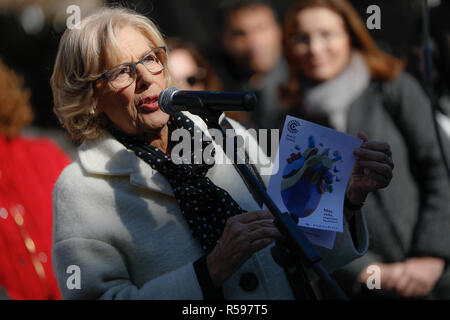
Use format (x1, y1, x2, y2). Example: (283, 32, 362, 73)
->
(110, 112, 245, 253)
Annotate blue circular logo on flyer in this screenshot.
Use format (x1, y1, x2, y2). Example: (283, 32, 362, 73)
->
(287, 119, 301, 134)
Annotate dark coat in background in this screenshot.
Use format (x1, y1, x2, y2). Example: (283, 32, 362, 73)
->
(286, 71, 450, 299)
(334, 72, 450, 299)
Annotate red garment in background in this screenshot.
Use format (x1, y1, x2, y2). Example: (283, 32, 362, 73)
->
(0, 134, 71, 300)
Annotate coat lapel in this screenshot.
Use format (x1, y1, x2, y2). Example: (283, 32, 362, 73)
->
(129, 158, 175, 197)
(77, 112, 221, 199)
(78, 132, 175, 198)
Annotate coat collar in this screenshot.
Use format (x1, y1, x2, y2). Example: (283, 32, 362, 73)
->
(77, 112, 210, 198)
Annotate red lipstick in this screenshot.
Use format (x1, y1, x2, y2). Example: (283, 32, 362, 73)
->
(139, 95, 159, 112)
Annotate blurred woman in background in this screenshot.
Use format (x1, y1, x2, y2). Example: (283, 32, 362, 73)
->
(281, 0, 450, 299)
(167, 38, 222, 92)
(0, 58, 70, 299)
(167, 38, 247, 123)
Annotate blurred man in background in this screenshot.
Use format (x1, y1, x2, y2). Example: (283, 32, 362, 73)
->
(219, 0, 288, 130)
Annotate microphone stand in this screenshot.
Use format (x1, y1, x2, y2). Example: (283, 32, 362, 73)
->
(194, 107, 348, 300)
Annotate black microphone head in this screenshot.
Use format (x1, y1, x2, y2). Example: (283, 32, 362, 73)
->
(158, 87, 180, 115)
(243, 92, 257, 111)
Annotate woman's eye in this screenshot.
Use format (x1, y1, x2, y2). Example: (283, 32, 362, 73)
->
(294, 34, 309, 44)
(144, 55, 156, 63)
(321, 31, 333, 40)
(110, 67, 130, 79)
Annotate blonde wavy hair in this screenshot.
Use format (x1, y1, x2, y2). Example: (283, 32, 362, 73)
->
(51, 7, 173, 144)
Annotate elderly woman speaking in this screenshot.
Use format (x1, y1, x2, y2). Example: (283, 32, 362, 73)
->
(51, 7, 394, 300)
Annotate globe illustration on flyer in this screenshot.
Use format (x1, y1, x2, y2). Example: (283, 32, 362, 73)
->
(265, 115, 362, 248)
(280, 135, 342, 219)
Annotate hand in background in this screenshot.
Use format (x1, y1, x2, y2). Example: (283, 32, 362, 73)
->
(358, 262, 404, 291)
(393, 257, 445, 297)
(358, 257, 445, 298)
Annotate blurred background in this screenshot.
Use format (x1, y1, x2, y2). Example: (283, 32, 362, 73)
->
(0, 0, 448, 157)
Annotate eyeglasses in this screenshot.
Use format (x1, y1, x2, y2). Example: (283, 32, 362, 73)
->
(95, 46, 167, 89)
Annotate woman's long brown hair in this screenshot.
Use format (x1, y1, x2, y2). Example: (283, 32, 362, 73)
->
(281, 0, 404, 105)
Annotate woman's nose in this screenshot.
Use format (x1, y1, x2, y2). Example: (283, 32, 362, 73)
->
(309, 36, 324, 55)
(135, 63, 155, 89)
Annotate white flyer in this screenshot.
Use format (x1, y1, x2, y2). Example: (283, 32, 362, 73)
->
(266, 115, 362, 248)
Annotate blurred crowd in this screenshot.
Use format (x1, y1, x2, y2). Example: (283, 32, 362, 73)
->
(0, 0, 450, 300)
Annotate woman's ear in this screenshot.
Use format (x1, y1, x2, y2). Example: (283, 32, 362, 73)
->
(91, 101, 104, 116)
(93, 77, 109, 95)
(88, 103, 98, 116)
(91, 82, 105, 114)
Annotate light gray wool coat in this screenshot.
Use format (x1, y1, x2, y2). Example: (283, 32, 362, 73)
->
(52, 113, 368, 300)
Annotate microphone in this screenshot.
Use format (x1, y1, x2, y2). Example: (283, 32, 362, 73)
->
(158, 87, 257, 115)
